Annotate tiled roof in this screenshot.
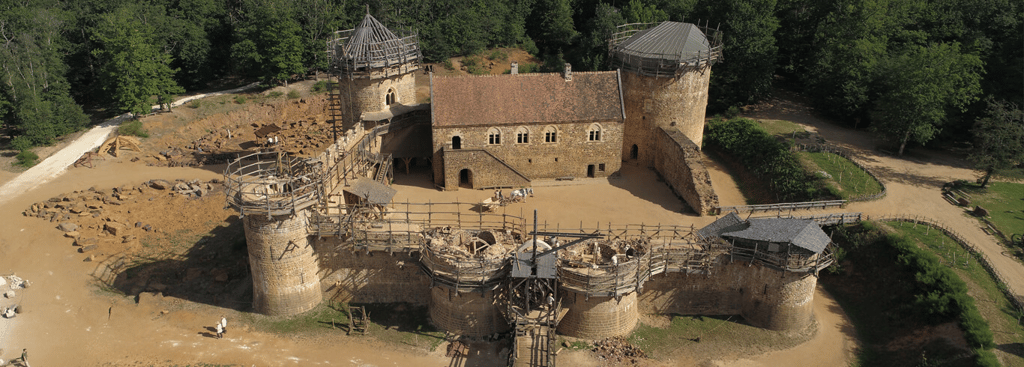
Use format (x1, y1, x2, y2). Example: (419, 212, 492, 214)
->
(430, 71, 624, 127)
(721, 218, 831, 253)
(345, 178, 397, 205)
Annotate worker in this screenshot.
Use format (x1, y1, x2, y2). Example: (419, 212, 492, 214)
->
(21, 348, 29, 367)
(215, 321, 224, 339)
(221, 316, 228, 334)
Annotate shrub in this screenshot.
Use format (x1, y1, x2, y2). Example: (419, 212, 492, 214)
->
(14, 150, 38, 167)
(11, 136, 32, 151)
(488, 50, 508, 61)
(189, 100, 202, 109)
(443, 59, 454, 70)
(118, 120, 149, 138)
(287, 90, 301, 99)
(520, 39, 539, 56)
(519, 62, 538, 74)
(234, 95, 247, 104)
(310, 80, 329, 93)
(725, 106, 741, 118)
(705, 117, 819, 202)
(268, 91, 283, 98)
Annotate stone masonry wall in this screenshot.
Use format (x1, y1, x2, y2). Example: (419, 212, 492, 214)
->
(313, 238, 430, 305)
(557, 292, 639, 339)
(653, 127, 719, 215)
(620, 66, 711, 166)
(429, 287, 510, 337)
(432, 120, 623, 189)
(639, 258, 817, 331)
(244, 212, 323, 316)
(341, 69, 417, 127)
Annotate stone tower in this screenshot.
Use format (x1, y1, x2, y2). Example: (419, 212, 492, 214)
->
(224, 152, 324, 316)
(609, 21, 722, 166)
(328, 12, 421, 130)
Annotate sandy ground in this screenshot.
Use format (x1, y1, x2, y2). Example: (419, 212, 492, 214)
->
(3, 85, 1013, 366)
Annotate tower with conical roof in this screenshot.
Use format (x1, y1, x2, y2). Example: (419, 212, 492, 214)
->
(328, 11, 422, 130)
(609, 21, 722, 165)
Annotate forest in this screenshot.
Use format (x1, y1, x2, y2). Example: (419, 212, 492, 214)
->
(1, 0, 1021, 167)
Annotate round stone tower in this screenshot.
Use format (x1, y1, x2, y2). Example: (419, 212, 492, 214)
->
(609, 21, 723, 166)
(328, 11, 421, 130)
(224, 152, 324, 316)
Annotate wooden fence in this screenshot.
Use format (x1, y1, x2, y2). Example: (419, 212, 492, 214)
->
(716, 200, 847, 215)
(796, 143, 888, 202)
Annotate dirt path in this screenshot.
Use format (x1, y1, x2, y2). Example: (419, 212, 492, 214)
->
(743, 91, 1024, 308)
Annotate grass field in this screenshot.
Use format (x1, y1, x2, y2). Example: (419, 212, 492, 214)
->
(959, 181, 1024, 242)
(627, 314, 810, 360)
(755, 119, 811, 139)
(885, 221, 1024, 366)
(799, 151, 884, 200)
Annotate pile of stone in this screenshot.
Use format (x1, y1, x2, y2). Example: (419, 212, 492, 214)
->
(148, 179, 217, 198)
(560, 238, 647, 266)
(591, 337, 646, 365)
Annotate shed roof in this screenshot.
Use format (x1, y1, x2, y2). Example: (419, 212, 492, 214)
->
(337, 13, 418, 68)
(612, 22, 712, 64)
(721, 218, 831, 253)
(430, 71, 624, 127)
(344, 178, 397, 205)
(697, 212, 747, 239)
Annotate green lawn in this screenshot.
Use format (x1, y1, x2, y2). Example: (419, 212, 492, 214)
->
(799, 151, 884, 200)
(628, 314, 809, 360)
(960, 181, 1024, 242)
(755, 119, 811, 138)
(885, 221, 1024, 366)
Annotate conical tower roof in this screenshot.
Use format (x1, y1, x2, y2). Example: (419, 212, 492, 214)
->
(328, 12, 421, 78)
(608, 21, 722, 77)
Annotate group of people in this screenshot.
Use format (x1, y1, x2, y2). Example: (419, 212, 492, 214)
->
(493, 187, 535, 203)
(214, 316, 228, 339)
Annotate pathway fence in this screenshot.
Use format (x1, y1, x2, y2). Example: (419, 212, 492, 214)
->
(873, 214, 1024, 314)
(716, 200, 846, 215)
(796, 143, 887, 202)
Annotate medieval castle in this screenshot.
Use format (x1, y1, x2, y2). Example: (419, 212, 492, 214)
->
(222, 12, 835, 364)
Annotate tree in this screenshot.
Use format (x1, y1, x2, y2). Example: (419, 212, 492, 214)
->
(693, 0, 780, 110)
(623, 0, 668, 24)
(92, 4, 185, 115)
(968, 98, 1024, 187)
(0, 1, 88, 148)
(231, 0, 304, 85)
(871, 42, 982, 155)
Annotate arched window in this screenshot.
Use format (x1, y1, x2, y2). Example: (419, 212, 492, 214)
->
(385, 89, 397, 105)
(451, 135, 462, 150)
(515, 127, 530, 144)
(588, 123, 602, 141)
(543, 126, 557, 143)
(487, 128, 501, 145)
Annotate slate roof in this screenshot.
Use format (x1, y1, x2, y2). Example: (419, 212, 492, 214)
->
(697, 212, 747, 239)
(430, 71, 625, 127)
(344, 178, 397, 205)
(721, 218, 831, 253)
(612, 22, 712, 64)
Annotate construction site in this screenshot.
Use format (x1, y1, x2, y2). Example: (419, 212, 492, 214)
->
(216, 13, 841, 366)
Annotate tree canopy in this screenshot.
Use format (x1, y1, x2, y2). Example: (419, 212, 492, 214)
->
(969, 98, 1024, 187)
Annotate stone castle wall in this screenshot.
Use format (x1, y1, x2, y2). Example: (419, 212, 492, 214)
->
(340, 68, 417, 127)
(639, 258, 817, 331)
(312, 238, 430, 305)
(652, 127, 720, 215)
(620, 66, 711, 166)
(557, 292, 639, 339)
(243, 213, 323, 316)
(429, 287, 509, 337)
(432, 121, 623, 189)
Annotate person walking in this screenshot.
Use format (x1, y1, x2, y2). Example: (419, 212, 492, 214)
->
(220, 316, 227, 334)
(215, 321, 224, 339)
(20, 348, 29, 367)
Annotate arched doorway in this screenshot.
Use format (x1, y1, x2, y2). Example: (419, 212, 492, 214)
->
(630, 144, 638, 160)
(452, 136, 462, 150)
(459, 169, 472, 188)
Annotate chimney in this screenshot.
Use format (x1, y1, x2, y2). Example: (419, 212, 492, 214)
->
(564, 63, 572, 81)
(511, 62, 519, 75)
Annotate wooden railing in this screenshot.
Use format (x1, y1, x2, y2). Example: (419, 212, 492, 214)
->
(716, 200, 847, 215)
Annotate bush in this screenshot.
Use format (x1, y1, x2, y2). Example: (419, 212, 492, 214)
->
(14, 150, 38, 167)
(488, 50, 508, 61)
(287, 90, 301, 99)
(11, 136, 32, 151)
(443, 59, 454, 70)
(234, 95, 247, 104)
(268, 91, 283, 98)
(520, 39, 539, 56)
(725, 106, 741, 118)
(189, 100, 202, 109)
(118, 120, 149, 138)
(705, 117, 819, 202)
(519, 62, 538, 74)
(310, 80, 329, 93)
